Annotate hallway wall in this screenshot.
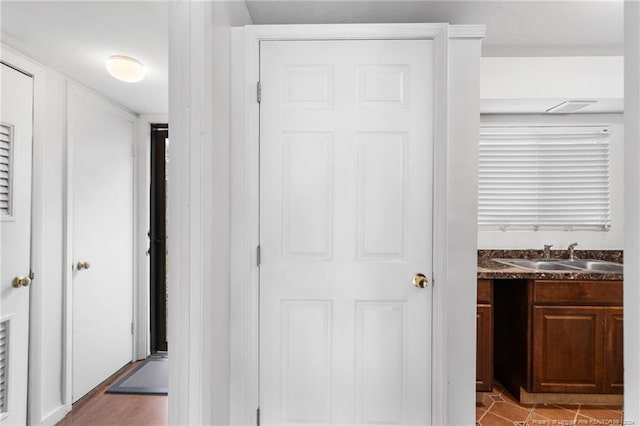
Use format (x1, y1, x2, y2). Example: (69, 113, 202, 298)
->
(1, 45, 140, 426)
(167, 1, 252, 424)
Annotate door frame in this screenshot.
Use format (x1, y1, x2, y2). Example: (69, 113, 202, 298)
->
(62, 83, 138, 407)
(133, 114, 168, 362)
(230, 23, 482, 425)
(0, 47, 47, 425)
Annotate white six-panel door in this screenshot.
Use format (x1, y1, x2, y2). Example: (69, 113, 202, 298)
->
(260, 40, 434, 425)
(0, 63, 33, 425)
(69, 89, 134, 402)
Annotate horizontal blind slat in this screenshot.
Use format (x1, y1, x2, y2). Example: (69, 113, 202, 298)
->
(478, 126, 611, 231)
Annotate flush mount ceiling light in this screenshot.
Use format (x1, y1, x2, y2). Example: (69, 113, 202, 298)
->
(105, 55, 146, 83)
(546, 100, 597, 114)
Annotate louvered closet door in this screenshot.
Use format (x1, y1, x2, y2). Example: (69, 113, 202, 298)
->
(0, 62, 34, 425)
(260, 40, 434, 425)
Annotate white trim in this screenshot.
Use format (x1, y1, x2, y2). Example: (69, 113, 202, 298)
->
(62, 77, 73, 413)
(230, 23, 458, 425)
(230, 26, 260, 426)
(448, 25, 486, 39)
(168, 3, 219, 424)
(63, 82, 137, 406)
(430, 25, 450, 426)
(0, 46, 47, 426)
(624, 1, 640, 423)
(40, 405, 67, 426)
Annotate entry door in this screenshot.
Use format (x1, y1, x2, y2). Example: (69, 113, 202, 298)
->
(0, 63, 33, 425)
(260, 40, 434, 425)
(69, 91, 134, 401)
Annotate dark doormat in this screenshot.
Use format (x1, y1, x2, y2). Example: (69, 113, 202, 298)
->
(106, 356, 168, 395)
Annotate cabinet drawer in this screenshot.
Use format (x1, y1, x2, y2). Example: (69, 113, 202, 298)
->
(477, 279, 492, 303)
(533, 280, 622, 306)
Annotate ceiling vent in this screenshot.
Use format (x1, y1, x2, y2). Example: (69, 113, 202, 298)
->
(546, 100, 597, 114)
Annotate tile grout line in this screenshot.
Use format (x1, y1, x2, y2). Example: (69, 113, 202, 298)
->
(523, 402, 538, 425)
(477, 399, 495, 423)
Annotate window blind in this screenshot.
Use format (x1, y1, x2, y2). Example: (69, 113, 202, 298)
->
(478, 126, 611, 232)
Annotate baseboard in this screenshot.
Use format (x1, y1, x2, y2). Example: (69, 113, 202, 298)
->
(41, 405, 68, 426)
(520, 387, 624, 405)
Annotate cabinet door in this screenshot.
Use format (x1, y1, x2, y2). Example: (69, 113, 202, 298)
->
(533, 306, 604, 393)
(476, 304, 493, 391)
(604, 307, 623, 393)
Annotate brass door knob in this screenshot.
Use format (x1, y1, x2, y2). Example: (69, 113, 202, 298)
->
(76, 261, 91, 270)
(413, 273, 428, 289)
(12, 276, 31, 288)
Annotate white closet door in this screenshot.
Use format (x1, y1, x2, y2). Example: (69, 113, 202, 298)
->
(0, 62, 33, 425)
(260, 39, 434, 425)
(69, 89, 134, 402)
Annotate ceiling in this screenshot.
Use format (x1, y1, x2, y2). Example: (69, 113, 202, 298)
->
(1, 1, 169, 115)
(0, 1, 623, 115)
(246, 0, 624, 57)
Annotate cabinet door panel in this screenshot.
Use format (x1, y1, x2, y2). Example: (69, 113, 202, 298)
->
(477, 280, 492, 304)
(476, 304, 492, 391)
(604, 308, 623, 393)
(533, 306, 604, 393)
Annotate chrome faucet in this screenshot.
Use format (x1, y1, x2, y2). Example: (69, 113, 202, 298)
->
(568, 242, 578, 260)
(543, 244, 553, 259)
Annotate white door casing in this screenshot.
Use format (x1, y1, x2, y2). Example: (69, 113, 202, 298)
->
(68, 87, 135, 402)
(0, 63, 33, 425)
(260, 39, 433, 424)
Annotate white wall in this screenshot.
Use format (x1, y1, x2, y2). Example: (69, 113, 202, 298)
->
(0, 47, 70, 425)
(167, 1, 252, 425)
(478, 113, 624, 250)
(444, 35, 483, 426)
(479, 55, 624, 250)
(2, 45, 144, 426)
(481, 56, 623, 100)
(39, 67, 67, 425)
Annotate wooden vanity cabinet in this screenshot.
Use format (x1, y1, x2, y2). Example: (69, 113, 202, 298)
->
(604, 307, 624, 393)
(496, 279, 623, 397)
(531, 280, 623, 394)
(476, 279, 493, 392)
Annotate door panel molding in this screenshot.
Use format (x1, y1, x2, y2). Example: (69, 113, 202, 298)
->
(230, 23, 484, 425)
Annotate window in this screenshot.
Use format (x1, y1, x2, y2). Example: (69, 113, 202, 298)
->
(478, 126, 611, 232)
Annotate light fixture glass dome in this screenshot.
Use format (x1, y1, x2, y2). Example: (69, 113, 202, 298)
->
(105, 55, 146, 83)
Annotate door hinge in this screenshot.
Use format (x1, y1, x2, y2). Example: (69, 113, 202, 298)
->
(257, 81, 262, 103)
(256, 407, 260, 426)
(131, 144, 137, 158)
(257, 245, 261, 267)
(131, 322, 135, 335)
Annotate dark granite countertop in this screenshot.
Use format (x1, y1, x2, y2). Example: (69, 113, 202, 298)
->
(477, 249, 623, 281)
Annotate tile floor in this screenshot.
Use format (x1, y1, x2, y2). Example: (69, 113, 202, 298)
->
(477, 383, 624, 426)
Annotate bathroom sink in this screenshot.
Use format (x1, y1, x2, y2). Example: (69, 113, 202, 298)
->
(493, 259, 583, 272)
(493, 258, 623, 273)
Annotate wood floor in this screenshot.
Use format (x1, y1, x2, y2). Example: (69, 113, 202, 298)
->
(57, 361, 167, 426)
